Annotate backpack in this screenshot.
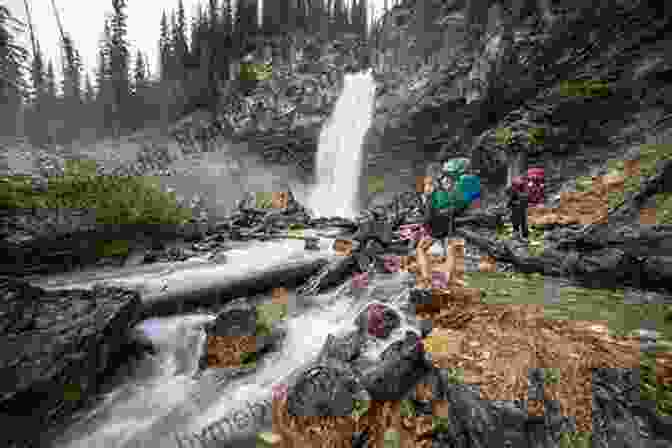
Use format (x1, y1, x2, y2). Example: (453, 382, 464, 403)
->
(442, 157, 471, 180)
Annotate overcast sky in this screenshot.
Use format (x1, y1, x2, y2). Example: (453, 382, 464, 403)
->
(6, 0, 387, 86)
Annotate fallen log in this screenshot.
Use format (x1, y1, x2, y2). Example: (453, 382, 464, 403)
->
(454, 210, 504, 229)
(457, 228, 576, 277)
(297, 254, 359, 297)
(458, 228, 672, 293)
(136, 253, 336, 319)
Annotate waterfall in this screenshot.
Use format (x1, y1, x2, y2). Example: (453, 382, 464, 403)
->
(307, 70, 377, 220)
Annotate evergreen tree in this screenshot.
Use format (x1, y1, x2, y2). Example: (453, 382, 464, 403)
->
(60, 33, 82, 105)
(84, 72, 94, 103)
(169, 11, 180, 79)
(29, 42, 45, 100)
(133, 50, 146, 89)
(159, 11, 171, 79)
(45, 59, 56, 100)
(174, 0, 188, 78)
(0, 5, 29, 135)
(110, 0, 131, 134)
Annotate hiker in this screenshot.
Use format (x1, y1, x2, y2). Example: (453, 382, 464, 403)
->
(425, 174, 457, 257)
(506, 176, 529, 240)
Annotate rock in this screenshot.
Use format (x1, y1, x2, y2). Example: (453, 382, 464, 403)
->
(351, 430, 370, 448)
(355, 302, 401, 339)
(359, 331, 430, 401)
(206, 297, 258, 338)
(286, 362, 369, 417)
(317, 331, 364, 364)
(0, 277, 143, 448)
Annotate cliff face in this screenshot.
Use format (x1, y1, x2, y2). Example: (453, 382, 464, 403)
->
(369, 0, 671, 194)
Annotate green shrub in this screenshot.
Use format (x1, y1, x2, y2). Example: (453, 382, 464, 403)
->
(399, 399, 416, 418)
(559, 431, 592, 448)
(351, 399, 370, 418)
(542, 367, 560, 384)
(527, 127, 546, 146)
(240, 351, 258, 366)
(495, 127, 514, 146)
(641, 351, 672, 416)
(432, 416, 450, 434)
(0, 159, 192, 226)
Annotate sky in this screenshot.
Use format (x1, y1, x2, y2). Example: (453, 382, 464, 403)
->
(5, 0, 388, 88)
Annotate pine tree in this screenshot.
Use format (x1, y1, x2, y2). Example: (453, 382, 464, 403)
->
(171, 0, 189, 81)
(133, 50, 146, 89)
(45, 59, 56, 100)
(0, 5, 29, 135)
(170, 11, 181, 79)
(84, 72, 94, 103)
(29, 42, 45, 100)
(110, 0, 131, 135)
(60, 34, 82, 104)
(159, 11, 171, 80)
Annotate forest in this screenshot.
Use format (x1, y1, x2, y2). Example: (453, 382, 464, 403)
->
(0, 0, 406, 146)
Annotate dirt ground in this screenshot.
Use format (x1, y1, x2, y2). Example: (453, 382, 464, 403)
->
(264, 251, 672, 448)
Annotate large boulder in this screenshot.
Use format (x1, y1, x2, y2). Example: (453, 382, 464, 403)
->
(359, 331, 431, 401)
(205, 297, 257, 338)
(286, 361, 370, 417)
(0, 277, 143, 448)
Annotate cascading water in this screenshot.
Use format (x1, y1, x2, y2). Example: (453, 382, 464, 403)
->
(308, 70, 377, 220)
(47, 71, 428, 448)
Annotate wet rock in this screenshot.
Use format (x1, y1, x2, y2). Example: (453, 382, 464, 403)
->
(286, 362, 369, 417)
(355, 302, 401, 339)
(351, 430, 370, 448)
(360, 331, 430, 401)
(205, 297, 258, 338)
(317, 331, 364, 364)
(0, 277, 142, 448)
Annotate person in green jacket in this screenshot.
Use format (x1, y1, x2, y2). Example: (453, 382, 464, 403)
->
(426, 174, 457, 256)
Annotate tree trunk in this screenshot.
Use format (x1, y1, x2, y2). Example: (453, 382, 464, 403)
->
(140, 256, 333, 318)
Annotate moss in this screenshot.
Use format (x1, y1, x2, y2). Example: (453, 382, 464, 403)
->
(95, 239, 132, 258)
(0, 159, 192, 226)
(255, 191, 274, 209)
(432, 416, 450, 434)
(240, 351, 258, 366)
(559, 432, 592, 448)
(527, 127, 546, 146)
(559, 80, 610, 98)
(496, 222, 547, 256)
(399, 399, 416, 418)
(640, 351, 672, 417)
(351, 399, 370, 418)
(368, 176, 385, 194)
(495, 127, 514, 146)
(654, 193, 672, 224)
(543, 367, 561, 384)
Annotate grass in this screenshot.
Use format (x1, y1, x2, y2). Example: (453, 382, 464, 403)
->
(462, 270, 672, 416)
(575, 142, 672, 218)
(0, 158, 193, 226)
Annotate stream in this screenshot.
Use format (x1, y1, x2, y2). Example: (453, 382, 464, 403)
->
(36, 68, 672, 448)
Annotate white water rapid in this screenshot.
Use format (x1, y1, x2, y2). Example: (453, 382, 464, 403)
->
(307, 69, 377, 220)
(47, 71, 427, 448)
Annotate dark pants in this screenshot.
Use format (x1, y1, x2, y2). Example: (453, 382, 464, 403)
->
(511, 205, 528, 238)
(430, 208, 456, 239)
